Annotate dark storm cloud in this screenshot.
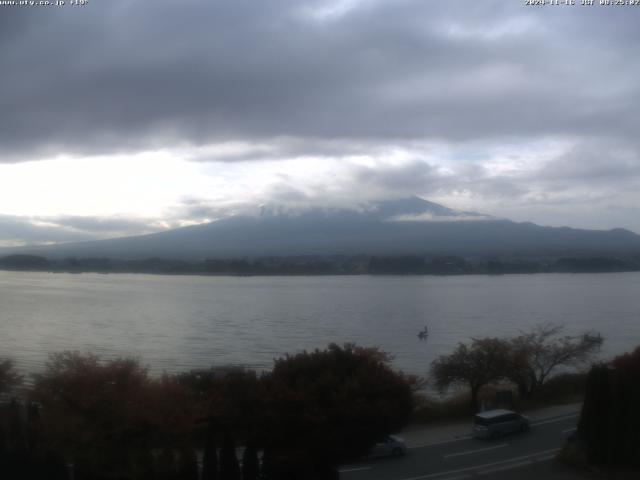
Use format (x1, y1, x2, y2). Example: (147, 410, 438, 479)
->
(2, 0, 640, 162)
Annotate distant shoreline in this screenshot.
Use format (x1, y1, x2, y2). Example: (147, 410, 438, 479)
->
(1, 252, 639, 277)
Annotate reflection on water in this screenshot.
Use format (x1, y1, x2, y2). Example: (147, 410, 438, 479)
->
(1, 271, 639, 377)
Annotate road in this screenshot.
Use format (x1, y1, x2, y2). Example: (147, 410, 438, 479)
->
(339, 412, 579, 480)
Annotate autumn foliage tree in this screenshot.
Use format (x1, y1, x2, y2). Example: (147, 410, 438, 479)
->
(577, 346, 640, 467)
(13, 344, 414, 479)
(32, 352, 197, 480)
(260, 343, 414, 478)
(177, 366, 261, 442)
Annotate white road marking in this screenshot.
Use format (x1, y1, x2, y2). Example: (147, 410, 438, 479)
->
(534, 454, 558, 462)
(408, 435, 472, 450)
(338, 466, 372, 473)
(477, 459, 532, 475)
(396, 448, 561, 480)
(440, 475, 470, 480)
(443, 443, 508, 459)
(562, 427, 577, 433)
(531, 413, 579, 427)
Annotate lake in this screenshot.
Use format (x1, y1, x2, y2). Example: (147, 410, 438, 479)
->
(1, 271, 639, 379)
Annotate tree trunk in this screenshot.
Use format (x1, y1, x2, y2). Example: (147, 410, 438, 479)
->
(241, 443, 259, 480)
(470, 385, 481, 413)
(219, 433, 240, 480)
(202, 431, 218, 480)
(515, 379, 528, 399)
(177, 447, 199, 480)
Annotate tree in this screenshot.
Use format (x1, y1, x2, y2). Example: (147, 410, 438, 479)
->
(577, 346, 640, 466)
(177, 447, 199, 480)
(201, 430, 219, 480)
(506, 323, 603, 398)
(261, 343, 414, 474)
(431, 338, 510, 412)
(156, 448, 177, 480)
(31, 352, 196, 479)
(0, 358, 23, 394)
(32, 352, 149, 478)
(177, 366, 261, 441)
(219, 433, 240, 480)
(241, 442, 259, 480)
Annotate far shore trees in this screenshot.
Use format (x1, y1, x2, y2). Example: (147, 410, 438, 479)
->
(0, 358, 23, 394)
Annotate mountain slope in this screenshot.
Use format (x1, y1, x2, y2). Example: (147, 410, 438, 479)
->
(6, 197, 640, 259)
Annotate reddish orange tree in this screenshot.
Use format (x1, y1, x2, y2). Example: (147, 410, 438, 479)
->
(260, 343, 414, 478)
(32, 352, 197, 479)
(177, 367, 261, 439)
(578, 346, 640, 466)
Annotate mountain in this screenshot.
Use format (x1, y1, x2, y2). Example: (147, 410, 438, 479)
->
(5, 197, 640, 260)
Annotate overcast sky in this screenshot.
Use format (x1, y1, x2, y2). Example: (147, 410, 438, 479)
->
(1, 0, 639, 246)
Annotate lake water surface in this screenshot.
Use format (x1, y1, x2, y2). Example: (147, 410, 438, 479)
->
(1, 271, 639, 378)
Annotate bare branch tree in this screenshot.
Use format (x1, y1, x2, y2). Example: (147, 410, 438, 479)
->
(506, 323, 603, 398)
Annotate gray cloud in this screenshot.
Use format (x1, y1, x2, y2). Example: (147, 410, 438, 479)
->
(344, 160, 531, 202)
(0, 215, 96, 247)
(2, 0, 640, 235)
(534, 141, 640, 185)
(171, 197, 248, 221)
(0, 214, 165, 247)
(2, 0, 640, 162)
(50, 216, 162, 236)
(352, 161, 440, 191)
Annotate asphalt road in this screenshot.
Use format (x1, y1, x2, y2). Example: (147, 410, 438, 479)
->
(339, 412, 579, 480)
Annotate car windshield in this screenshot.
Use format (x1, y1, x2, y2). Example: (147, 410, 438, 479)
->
(474, 415, 490, 426)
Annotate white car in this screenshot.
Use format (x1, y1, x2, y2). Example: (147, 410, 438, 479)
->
(368, 435, 407, 458)
(473, 409, 531, 440)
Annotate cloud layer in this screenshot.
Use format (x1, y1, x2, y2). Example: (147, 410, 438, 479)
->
(1, 0, 640, 242)
(3, 0, 639, 159)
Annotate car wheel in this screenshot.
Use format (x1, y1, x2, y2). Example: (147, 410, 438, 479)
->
(392, 447, 404, 457)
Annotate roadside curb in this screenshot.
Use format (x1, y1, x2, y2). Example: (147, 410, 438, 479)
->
(403, 403, 581, 448)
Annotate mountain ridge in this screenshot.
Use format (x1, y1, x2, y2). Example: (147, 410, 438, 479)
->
(2, 197, 640, 260)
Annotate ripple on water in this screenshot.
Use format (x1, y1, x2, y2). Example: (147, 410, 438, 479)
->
(1, 272, 639, 378)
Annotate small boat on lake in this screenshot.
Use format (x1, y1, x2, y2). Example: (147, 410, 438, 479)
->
(418, 325, 429, 340)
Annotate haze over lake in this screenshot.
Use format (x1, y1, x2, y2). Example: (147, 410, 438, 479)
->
(2, 271, 639, 378)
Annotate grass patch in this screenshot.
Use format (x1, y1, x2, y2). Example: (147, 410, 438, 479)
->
(412, 372, 586, 425)
(518, 373, 586, 410)
(412, 391, 471, 424)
